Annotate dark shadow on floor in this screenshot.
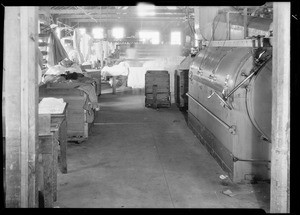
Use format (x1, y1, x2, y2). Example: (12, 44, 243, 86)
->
(176, 105, 188, 125)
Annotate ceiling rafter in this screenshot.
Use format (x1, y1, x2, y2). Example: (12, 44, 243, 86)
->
(50, 8, 193, 15)
(50, 6, 194, 25)
(75, 6, 98, 23)
(57, 14, 187, 19)
(68, 18, 187, 23)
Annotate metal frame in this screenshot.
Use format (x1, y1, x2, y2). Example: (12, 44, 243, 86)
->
(203, 37, 272, 47)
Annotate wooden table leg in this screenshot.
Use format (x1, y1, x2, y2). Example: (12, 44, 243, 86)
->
(58, 119, 67, 174)
(39, 135, 54, 208)
(53, 136, 58, 202)
(38, 142, 44, 208)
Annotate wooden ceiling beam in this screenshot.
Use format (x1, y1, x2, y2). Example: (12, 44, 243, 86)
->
(57, 14, 187, 19)
(50, 8, 193, 14)
(67, 18, 187, 23)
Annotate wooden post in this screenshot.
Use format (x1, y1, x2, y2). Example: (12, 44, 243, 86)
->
(59, 119, 68, 173)
(270, 2, 290, 213)
(226, 12, 230, 40)
(4, 7, 39, 207)
(4, 7, 22, 208)
(112, 76, 117, 94)
(212, 18, 215, 41)
(38, 135, 55, 208)
(243, 8, 248, 39)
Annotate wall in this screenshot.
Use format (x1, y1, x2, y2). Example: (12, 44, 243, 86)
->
(68, 21, 190, 45)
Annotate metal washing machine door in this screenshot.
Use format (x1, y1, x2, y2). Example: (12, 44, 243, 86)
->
(246, 59, 272, 141)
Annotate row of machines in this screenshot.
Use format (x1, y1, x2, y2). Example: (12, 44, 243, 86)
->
(175, 11, 273, 182)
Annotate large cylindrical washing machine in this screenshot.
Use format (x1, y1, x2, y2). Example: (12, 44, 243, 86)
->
(187, 45, 272, 182)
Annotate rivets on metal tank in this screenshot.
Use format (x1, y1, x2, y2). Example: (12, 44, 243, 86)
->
(209, 74, 216, 82)
(198, 69, 203, 76)
(224, 74, 229, 87)
(241, 72, 249, 77)
(229, 126, 236, 135)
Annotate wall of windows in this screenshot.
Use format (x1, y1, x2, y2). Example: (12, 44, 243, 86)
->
(138, 31, 160, 44)
(112, 27, 125, 39)
(92, 28, 104, 39)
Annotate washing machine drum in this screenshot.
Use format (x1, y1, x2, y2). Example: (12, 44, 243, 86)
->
(246, 59, 272, 141)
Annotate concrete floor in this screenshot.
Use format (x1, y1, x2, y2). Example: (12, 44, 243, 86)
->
(56, 89, 270, 210)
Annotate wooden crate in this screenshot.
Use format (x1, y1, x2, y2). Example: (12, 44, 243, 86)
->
(145, 70, 171, 108)
(39, 84, 95, 142)
(174, 69, 189, 110)
(174, 70, 179, 108)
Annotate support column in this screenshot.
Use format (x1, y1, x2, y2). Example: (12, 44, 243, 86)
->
(4, 6, 39, 208)
(226, 12, 230, 40)
(270, 2, 290, 213)
(243, 8, 248, 39)
(112, 76, 117, 94)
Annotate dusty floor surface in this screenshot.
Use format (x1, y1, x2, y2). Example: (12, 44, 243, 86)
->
(56, 88, 270, 210)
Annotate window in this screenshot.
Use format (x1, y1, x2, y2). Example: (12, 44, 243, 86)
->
(171, 31, 181, 45)
(79, 28, 86, 35)
(112, 27, 124, 39)
(92, 28, 104, 39)
(138, 31, 160, 45)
